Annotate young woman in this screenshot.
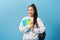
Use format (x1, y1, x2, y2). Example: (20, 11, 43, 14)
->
(19, 4, 46, 40)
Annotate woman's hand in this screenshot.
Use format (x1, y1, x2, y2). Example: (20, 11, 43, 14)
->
(29, 22, 34, 31)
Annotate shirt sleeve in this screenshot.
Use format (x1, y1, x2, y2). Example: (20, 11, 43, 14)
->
(19, 18, 30, 33)
(33, 17, 46, 34)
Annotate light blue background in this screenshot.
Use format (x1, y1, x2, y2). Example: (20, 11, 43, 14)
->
(0, 0, 60, 40)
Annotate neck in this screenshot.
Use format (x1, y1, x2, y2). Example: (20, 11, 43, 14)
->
(29, 16, 33, 18)
(29, 15, 34, 17)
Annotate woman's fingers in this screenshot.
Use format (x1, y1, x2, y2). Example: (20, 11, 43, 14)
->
(30, 22, 34, 28)
(29, 27, 33, 31)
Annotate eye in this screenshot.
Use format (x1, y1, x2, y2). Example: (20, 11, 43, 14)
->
(31, 9, 33, 11)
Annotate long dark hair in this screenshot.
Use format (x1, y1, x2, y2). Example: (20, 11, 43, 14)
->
(28, 4, 38, 27)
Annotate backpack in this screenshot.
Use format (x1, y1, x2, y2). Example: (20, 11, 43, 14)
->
(36, 23, 46, 40)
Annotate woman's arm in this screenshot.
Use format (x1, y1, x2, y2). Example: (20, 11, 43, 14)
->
(33, 17, 46, 34)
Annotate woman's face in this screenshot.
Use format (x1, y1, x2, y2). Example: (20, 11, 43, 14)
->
(28, 7, 35, 17)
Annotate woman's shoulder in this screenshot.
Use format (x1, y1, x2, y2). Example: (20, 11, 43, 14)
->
(37, 17, 41, 20)
(37, 17, 42, 21)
